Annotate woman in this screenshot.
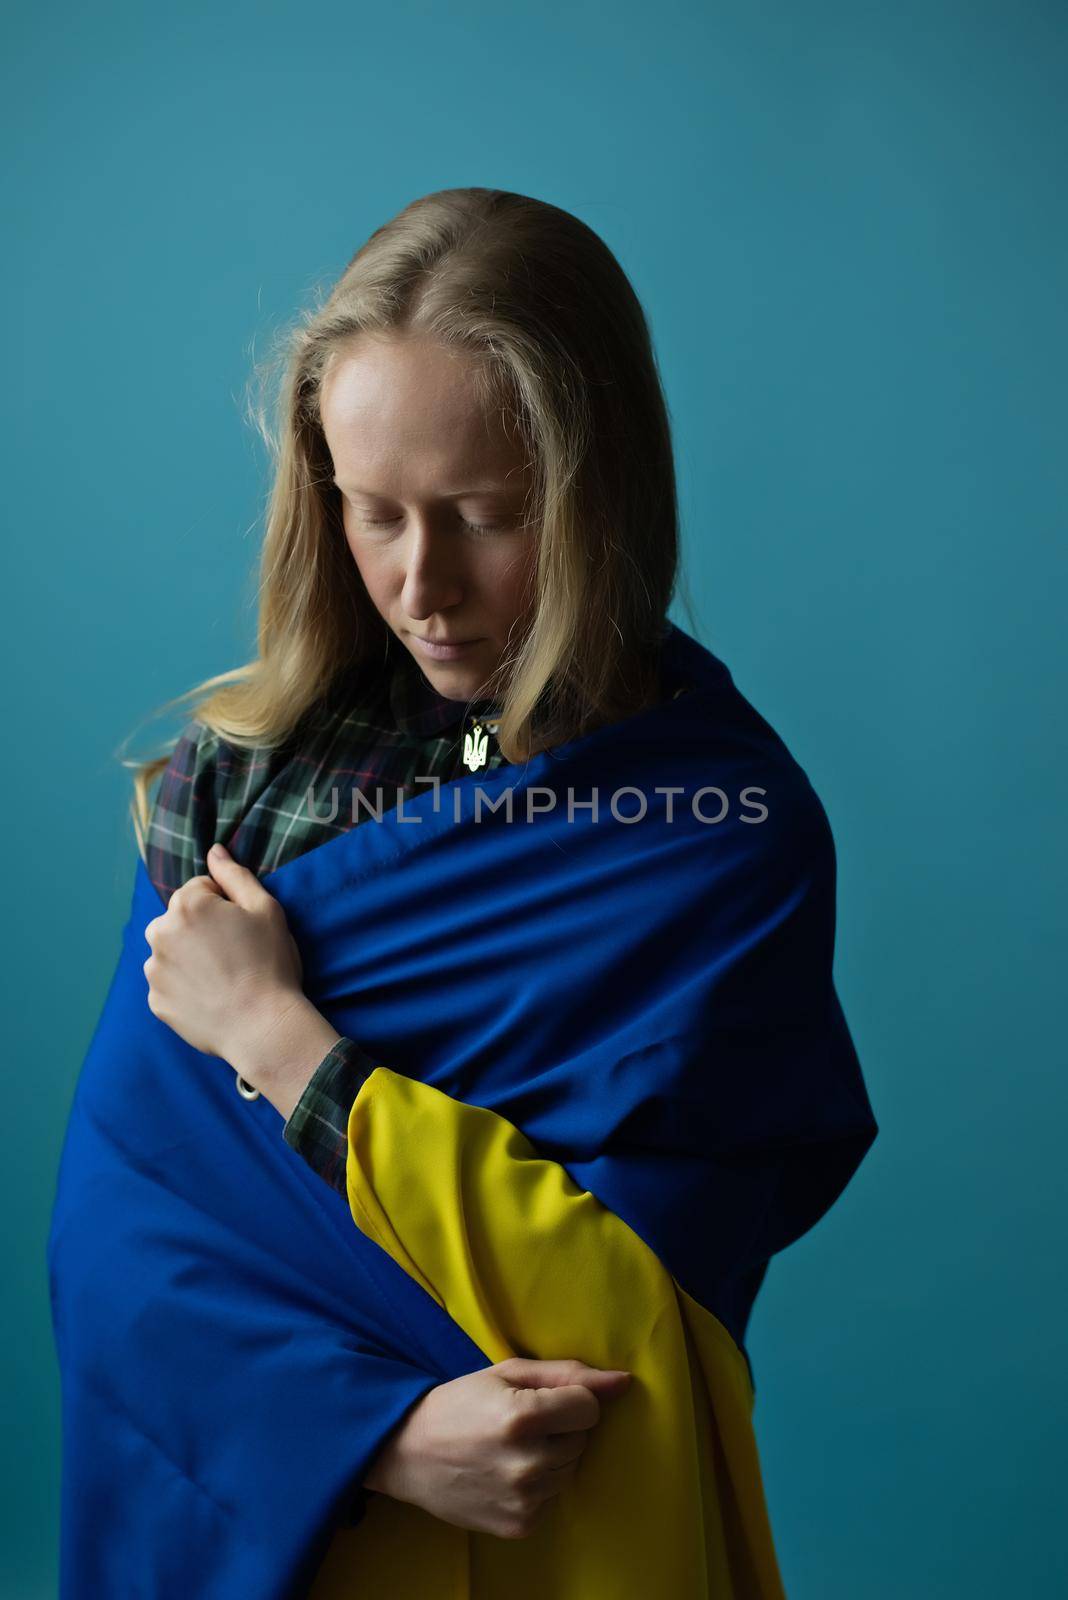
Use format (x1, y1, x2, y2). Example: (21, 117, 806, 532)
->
(49, 187, 878, 1598)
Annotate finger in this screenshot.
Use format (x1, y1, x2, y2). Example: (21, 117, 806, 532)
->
(504, 1382, 602, 1439)
(175, 875, 226, 901)
(514, 1445, 582, 1508)
(494, 1357, 629, 1391)
(534, 1429, 591, 1470)
(205, 843, 274, 912)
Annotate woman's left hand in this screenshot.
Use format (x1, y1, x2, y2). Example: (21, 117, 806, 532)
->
(143, 843, 304, 1067)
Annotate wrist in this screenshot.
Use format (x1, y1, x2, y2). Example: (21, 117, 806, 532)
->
(227, 991, 343, 1121)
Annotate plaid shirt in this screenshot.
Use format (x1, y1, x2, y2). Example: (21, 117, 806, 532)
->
(145, 635, 511, 1193)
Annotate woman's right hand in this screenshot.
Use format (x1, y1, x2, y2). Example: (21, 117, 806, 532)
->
(362, 1357, 632, 1540)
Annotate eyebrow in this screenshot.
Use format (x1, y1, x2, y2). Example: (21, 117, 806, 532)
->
(331, 477, 520, 498)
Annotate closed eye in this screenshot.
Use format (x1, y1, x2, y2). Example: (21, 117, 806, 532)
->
(359, 515, 515, 537)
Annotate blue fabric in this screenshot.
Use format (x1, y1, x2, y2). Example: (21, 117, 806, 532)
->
(47, 622, 877, 1598)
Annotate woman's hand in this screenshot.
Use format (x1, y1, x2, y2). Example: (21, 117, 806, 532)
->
(363, 1358, 632, 1540)
(142, 843, 343, 1116)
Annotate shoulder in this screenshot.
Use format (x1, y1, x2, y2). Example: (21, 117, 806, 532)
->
(141, 684, 371, 902)
(673, 672, 839, 889)
(727, 735, 841, 944)
(144, 718, 265, 904)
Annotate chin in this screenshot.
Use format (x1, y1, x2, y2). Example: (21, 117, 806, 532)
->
(420, 664, 485, 700)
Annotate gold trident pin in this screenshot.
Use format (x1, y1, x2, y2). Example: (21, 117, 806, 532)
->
(463, 721, 489, 771)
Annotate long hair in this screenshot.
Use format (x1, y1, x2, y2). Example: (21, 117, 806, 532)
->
(126, 187, 690, 856)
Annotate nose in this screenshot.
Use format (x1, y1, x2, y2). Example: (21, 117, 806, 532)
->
(400, 520, 465, 620)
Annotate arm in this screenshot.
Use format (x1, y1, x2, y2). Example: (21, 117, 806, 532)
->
(141, 875, 629, 1543)
(327, 1065, 788, 1593)
(137, 846, 785, 1580)
(281, 1035, 377, 1192)
(229, 991, 783, 1585)
(240, 1017, 783, 1583)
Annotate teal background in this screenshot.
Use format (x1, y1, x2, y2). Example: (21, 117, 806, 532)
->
(5, 1, 1065, 1594)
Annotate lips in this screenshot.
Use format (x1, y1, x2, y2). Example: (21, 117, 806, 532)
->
(412, 633, 484, 647)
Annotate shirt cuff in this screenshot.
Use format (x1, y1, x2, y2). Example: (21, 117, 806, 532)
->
(282, 1035, 379, 1196)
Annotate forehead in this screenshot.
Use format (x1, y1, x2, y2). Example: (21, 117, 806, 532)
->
(321, 335, 530, 496)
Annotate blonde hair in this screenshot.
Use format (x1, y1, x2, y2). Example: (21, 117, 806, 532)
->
(126, 186, 693, 858)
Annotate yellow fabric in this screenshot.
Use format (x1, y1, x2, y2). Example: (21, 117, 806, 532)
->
(309, 1068, 787, 1599)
